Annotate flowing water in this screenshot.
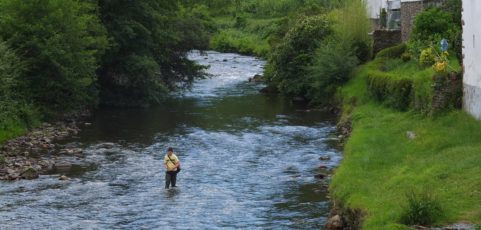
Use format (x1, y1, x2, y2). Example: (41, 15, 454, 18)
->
(0, 51, 342, 229)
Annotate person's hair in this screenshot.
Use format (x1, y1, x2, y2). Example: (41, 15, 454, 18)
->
(167, 147, 173, 152)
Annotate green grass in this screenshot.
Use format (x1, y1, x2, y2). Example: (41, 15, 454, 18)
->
(332, 59, 481, 229)
(209, 16, 277, 57)
(0, 121, 27, 146)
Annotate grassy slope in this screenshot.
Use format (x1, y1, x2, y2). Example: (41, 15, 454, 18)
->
(331, 59, 481, 229)
(209, 16, 274, 58)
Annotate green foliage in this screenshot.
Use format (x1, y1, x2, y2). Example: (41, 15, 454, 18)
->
(400, 190, 443, 226)
(306, 39, 359, 103)
(97, 0, 209, 106)
(0, 0, 108, 112)
(210, 30, 269, 57)
(0, 41, 39, 144)
(419, 47, 436, 66)
(330, 0, 371, 62)
(409, 7, 460, 59)
(234, 15, 247, 28)
(401, 52, 411, 62)
(362, 44, 461, 113)
(376, 44, 407, 59)
(265, 15, 332, 97)
(367, 70, 413, 111)
(411, 8, 456, 42)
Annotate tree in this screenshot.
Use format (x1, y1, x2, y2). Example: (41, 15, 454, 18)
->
(264, 15, 332, 97)
(0, 0, 108, 112)
(97, 0, 210, 106)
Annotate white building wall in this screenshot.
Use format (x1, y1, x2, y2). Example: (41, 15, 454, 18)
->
(462, 0, 481, 119)
(367, 0, 387, 19)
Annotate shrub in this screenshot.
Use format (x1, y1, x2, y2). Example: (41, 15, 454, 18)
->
(0, 0, 108, 111)
(411, 8, 457, 43)
(419, 47, 436, 66)
(400, 190, 443, 226)
(265, 14, 332, 96)
(234, 15, 247, 28)
(367, 72, 413, 111)
(376, 44, 407, 59)
(306, 38, 359, 103)
(409, 7, 460, 58)
(401, 52, 411, 62)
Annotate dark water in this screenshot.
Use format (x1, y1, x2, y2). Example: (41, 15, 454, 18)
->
(0, 51, 341, 229)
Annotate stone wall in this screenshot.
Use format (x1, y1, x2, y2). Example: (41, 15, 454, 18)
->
(400, 1, 424, 42)
(373, 30, 402, 55)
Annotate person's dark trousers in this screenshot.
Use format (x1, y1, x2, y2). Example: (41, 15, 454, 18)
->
(165, 171, 177, 189)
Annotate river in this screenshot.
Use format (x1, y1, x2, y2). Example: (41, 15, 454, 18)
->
(0, 51, 341, 229)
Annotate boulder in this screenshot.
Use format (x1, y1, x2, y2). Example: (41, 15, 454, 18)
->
(325, 215, 343, 230)
(59, 175, 70, 180)
(319, 156, 331, 161)
(54, 162, 72, 172)
(97, 142, 116, 149)
(20, 167, 39, 179)
(249, 74, 264, 83)
(315, 173, 327, 179)
(7, 168, 19, 180)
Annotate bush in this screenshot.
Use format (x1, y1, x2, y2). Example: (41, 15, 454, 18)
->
(409, 7, 460, 58)
(376, 44, 407, 59)
(367, 72, 413, 111)
(400, 190, 443, 226)
(306, 38, 359, 103)
(419, 47, 436, 66)
(265, 14, 332, 96)
(0, 41, 40, 137)
(0, 0, 108, 111)
(411, 8, 458, 45)
(401, 52, 411, 62)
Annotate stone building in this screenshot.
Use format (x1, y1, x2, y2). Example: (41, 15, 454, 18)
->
(462, 0, 481, 119)
(367, 0, 441, 41)
(400, 0, 444, 41)
(400, 0, 424, 41)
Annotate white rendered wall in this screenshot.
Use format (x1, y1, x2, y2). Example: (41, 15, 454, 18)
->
(367, 0, 387, 19)
(462, 0, 481, 119)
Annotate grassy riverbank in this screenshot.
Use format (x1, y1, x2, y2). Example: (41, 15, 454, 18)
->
(331, 55, 481, 228)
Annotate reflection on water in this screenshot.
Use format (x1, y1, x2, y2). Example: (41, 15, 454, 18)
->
(0, 51, 341, 229)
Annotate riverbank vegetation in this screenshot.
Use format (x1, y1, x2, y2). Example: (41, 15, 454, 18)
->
(331, 1, 480, 228)
(0, 0, 210, 143)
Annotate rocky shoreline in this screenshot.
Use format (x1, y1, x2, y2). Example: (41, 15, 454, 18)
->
(0, 111, 89, 180)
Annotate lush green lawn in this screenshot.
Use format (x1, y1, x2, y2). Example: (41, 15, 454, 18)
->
(331, 61, 481, 229)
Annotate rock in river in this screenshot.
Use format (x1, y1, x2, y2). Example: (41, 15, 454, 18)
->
(54, 161, 72, 172)
(59, 175, 70, 180)
(20, 167, 39, 179)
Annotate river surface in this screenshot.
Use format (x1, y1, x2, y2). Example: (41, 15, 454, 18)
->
(0, 51, 341, 229)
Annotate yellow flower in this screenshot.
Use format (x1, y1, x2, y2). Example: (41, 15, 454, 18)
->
(433, 61, 447, 73)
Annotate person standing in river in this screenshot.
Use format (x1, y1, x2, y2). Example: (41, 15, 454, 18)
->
(164, 147, 180, 189)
